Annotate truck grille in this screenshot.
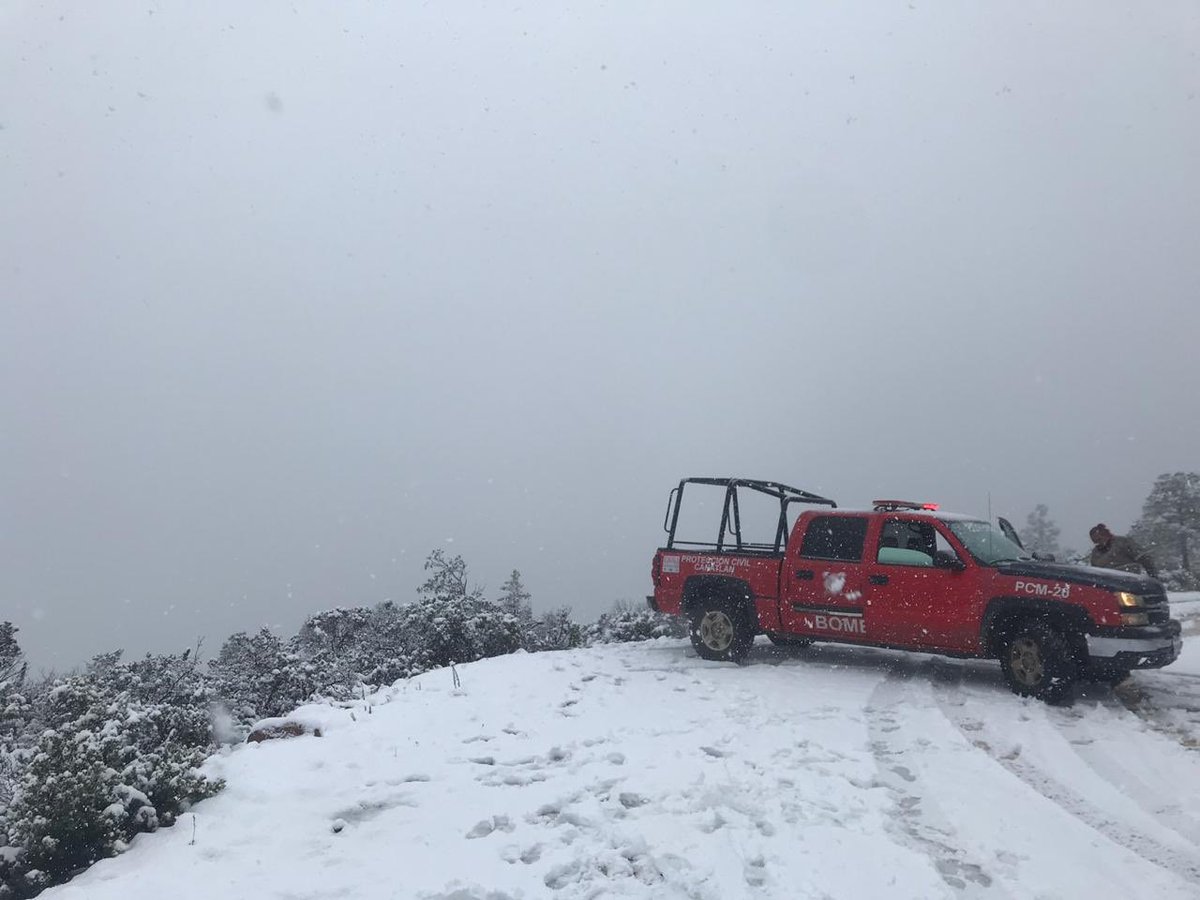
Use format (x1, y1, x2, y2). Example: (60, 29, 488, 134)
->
(1142, 586, 1170, 624)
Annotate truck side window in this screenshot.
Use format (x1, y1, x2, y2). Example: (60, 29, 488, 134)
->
(877, 519, 935, 567)
(799, 517, 868, 562)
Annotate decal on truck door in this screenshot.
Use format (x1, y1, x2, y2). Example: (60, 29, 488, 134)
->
(792, 607, 867, 636)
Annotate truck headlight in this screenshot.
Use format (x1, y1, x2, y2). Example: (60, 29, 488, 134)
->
(1116, 591, 1144, 608)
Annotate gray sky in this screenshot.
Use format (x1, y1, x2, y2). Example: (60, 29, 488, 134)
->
(3, 1, 1199, 671)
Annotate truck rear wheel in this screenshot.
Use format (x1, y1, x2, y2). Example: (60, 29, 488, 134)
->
(689, 600, 754, 663)
(1000, 619, 1078, 703)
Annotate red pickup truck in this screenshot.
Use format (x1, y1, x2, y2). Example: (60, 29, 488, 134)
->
(648, 478, 1183, 702)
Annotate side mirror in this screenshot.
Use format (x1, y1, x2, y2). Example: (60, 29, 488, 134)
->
(934, 551, 965, 572)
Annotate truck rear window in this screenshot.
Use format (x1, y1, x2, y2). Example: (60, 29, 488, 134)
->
(799, 516, 868, 561)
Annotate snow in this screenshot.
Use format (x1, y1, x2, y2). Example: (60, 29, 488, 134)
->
(45, 597, 1200, 899)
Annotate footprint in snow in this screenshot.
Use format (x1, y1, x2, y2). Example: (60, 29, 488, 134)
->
(466, 815, 515, 839)
(744, 855, 768, 887)
(700, 746, 728, 758)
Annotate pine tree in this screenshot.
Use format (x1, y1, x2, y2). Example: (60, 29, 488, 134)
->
(1018, 504, 1062, 558)
(496, 571, 534, 648)
(1133, 472, 1200, 586)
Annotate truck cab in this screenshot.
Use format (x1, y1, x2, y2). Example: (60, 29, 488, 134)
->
(649, 478, 1182, 702)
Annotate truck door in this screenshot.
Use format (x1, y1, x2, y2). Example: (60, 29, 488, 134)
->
(781, 514, 873, 642)
(865, 516, 975, 651)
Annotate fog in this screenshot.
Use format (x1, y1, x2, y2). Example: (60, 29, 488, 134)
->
(2, 1, 1198, 670)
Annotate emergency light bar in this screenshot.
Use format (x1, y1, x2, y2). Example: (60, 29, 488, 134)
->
(872, 500, 940, 512)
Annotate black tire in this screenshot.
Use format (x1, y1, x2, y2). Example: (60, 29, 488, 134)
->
(766, 633, 813, 648)
(689, 597, 754, 663)
(1000, 619, 1079, 703)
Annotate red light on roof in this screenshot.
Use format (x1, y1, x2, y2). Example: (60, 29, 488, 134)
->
(872, 499, 940, 512)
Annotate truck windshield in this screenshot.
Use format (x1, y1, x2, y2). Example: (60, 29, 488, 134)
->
(947, 520, 1031, 565)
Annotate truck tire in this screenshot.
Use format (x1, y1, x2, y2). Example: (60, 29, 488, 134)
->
(1000, 619, 1078, 703)
(689, 599, 754, 663)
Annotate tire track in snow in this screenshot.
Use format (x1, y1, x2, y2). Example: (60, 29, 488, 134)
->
(865, 667, 1011, 897)
(1113, 671, 1200, 752)
(927, 662, 1200, 890)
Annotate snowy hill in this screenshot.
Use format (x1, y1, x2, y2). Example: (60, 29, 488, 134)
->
(48, 598, 1200, 899)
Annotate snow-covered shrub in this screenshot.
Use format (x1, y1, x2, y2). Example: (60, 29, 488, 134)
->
(295, 607, 373, 659)
(332, 602, 418, 687)
(390, 551, 526, 670)
(1158, 567, 1199, 592)
(529, 606, 584, 651)
(396, 593, 525, 671)
(209, 629, 331, 730)
(4, 651, 221, 894)
(585, 603, 687, 645)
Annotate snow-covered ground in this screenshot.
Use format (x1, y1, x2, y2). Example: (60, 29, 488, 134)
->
(49, 596, 1200, 899)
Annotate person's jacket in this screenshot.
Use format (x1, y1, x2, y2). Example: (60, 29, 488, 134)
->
(1090, 535, 1159, 578)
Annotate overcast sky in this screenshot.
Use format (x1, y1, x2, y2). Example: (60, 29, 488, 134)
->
(2, 1, 1198, 671)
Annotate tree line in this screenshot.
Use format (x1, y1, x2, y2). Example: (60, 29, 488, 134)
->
(0, 550, 683, 898)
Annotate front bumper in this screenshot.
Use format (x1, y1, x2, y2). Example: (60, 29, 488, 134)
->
(1086, 619, 1183, 669)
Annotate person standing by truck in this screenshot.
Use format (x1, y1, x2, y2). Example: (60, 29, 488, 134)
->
(1089, 523, 1160, 578)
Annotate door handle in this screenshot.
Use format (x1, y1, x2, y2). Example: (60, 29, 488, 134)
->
(795, 569, 814, 580)
(869, 574, 889, 585)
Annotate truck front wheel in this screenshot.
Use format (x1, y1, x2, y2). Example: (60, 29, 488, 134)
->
(1000, 619, 1078, 703)
(689, 601, 754, 663)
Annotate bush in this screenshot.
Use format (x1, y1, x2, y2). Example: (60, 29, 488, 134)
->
(210, 630, 334, 731)
(529, 606, 584, 651)
(585, 603, 687, 645)
(3, 651, 221, 894)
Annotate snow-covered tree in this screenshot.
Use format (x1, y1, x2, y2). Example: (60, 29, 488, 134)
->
(418, 550, 481, 603)
(0, 624, 29, 749)
(1019, 504, 1061, 558)
(495, 570, 538, 650)
(1133, 472, 1200, 588)
(0, 623, 30, 838)
(209, 630, 326, 729)
(295, 607, 373, 658)
(496, 571, 533, 629)
(394, 552, 525, 670)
